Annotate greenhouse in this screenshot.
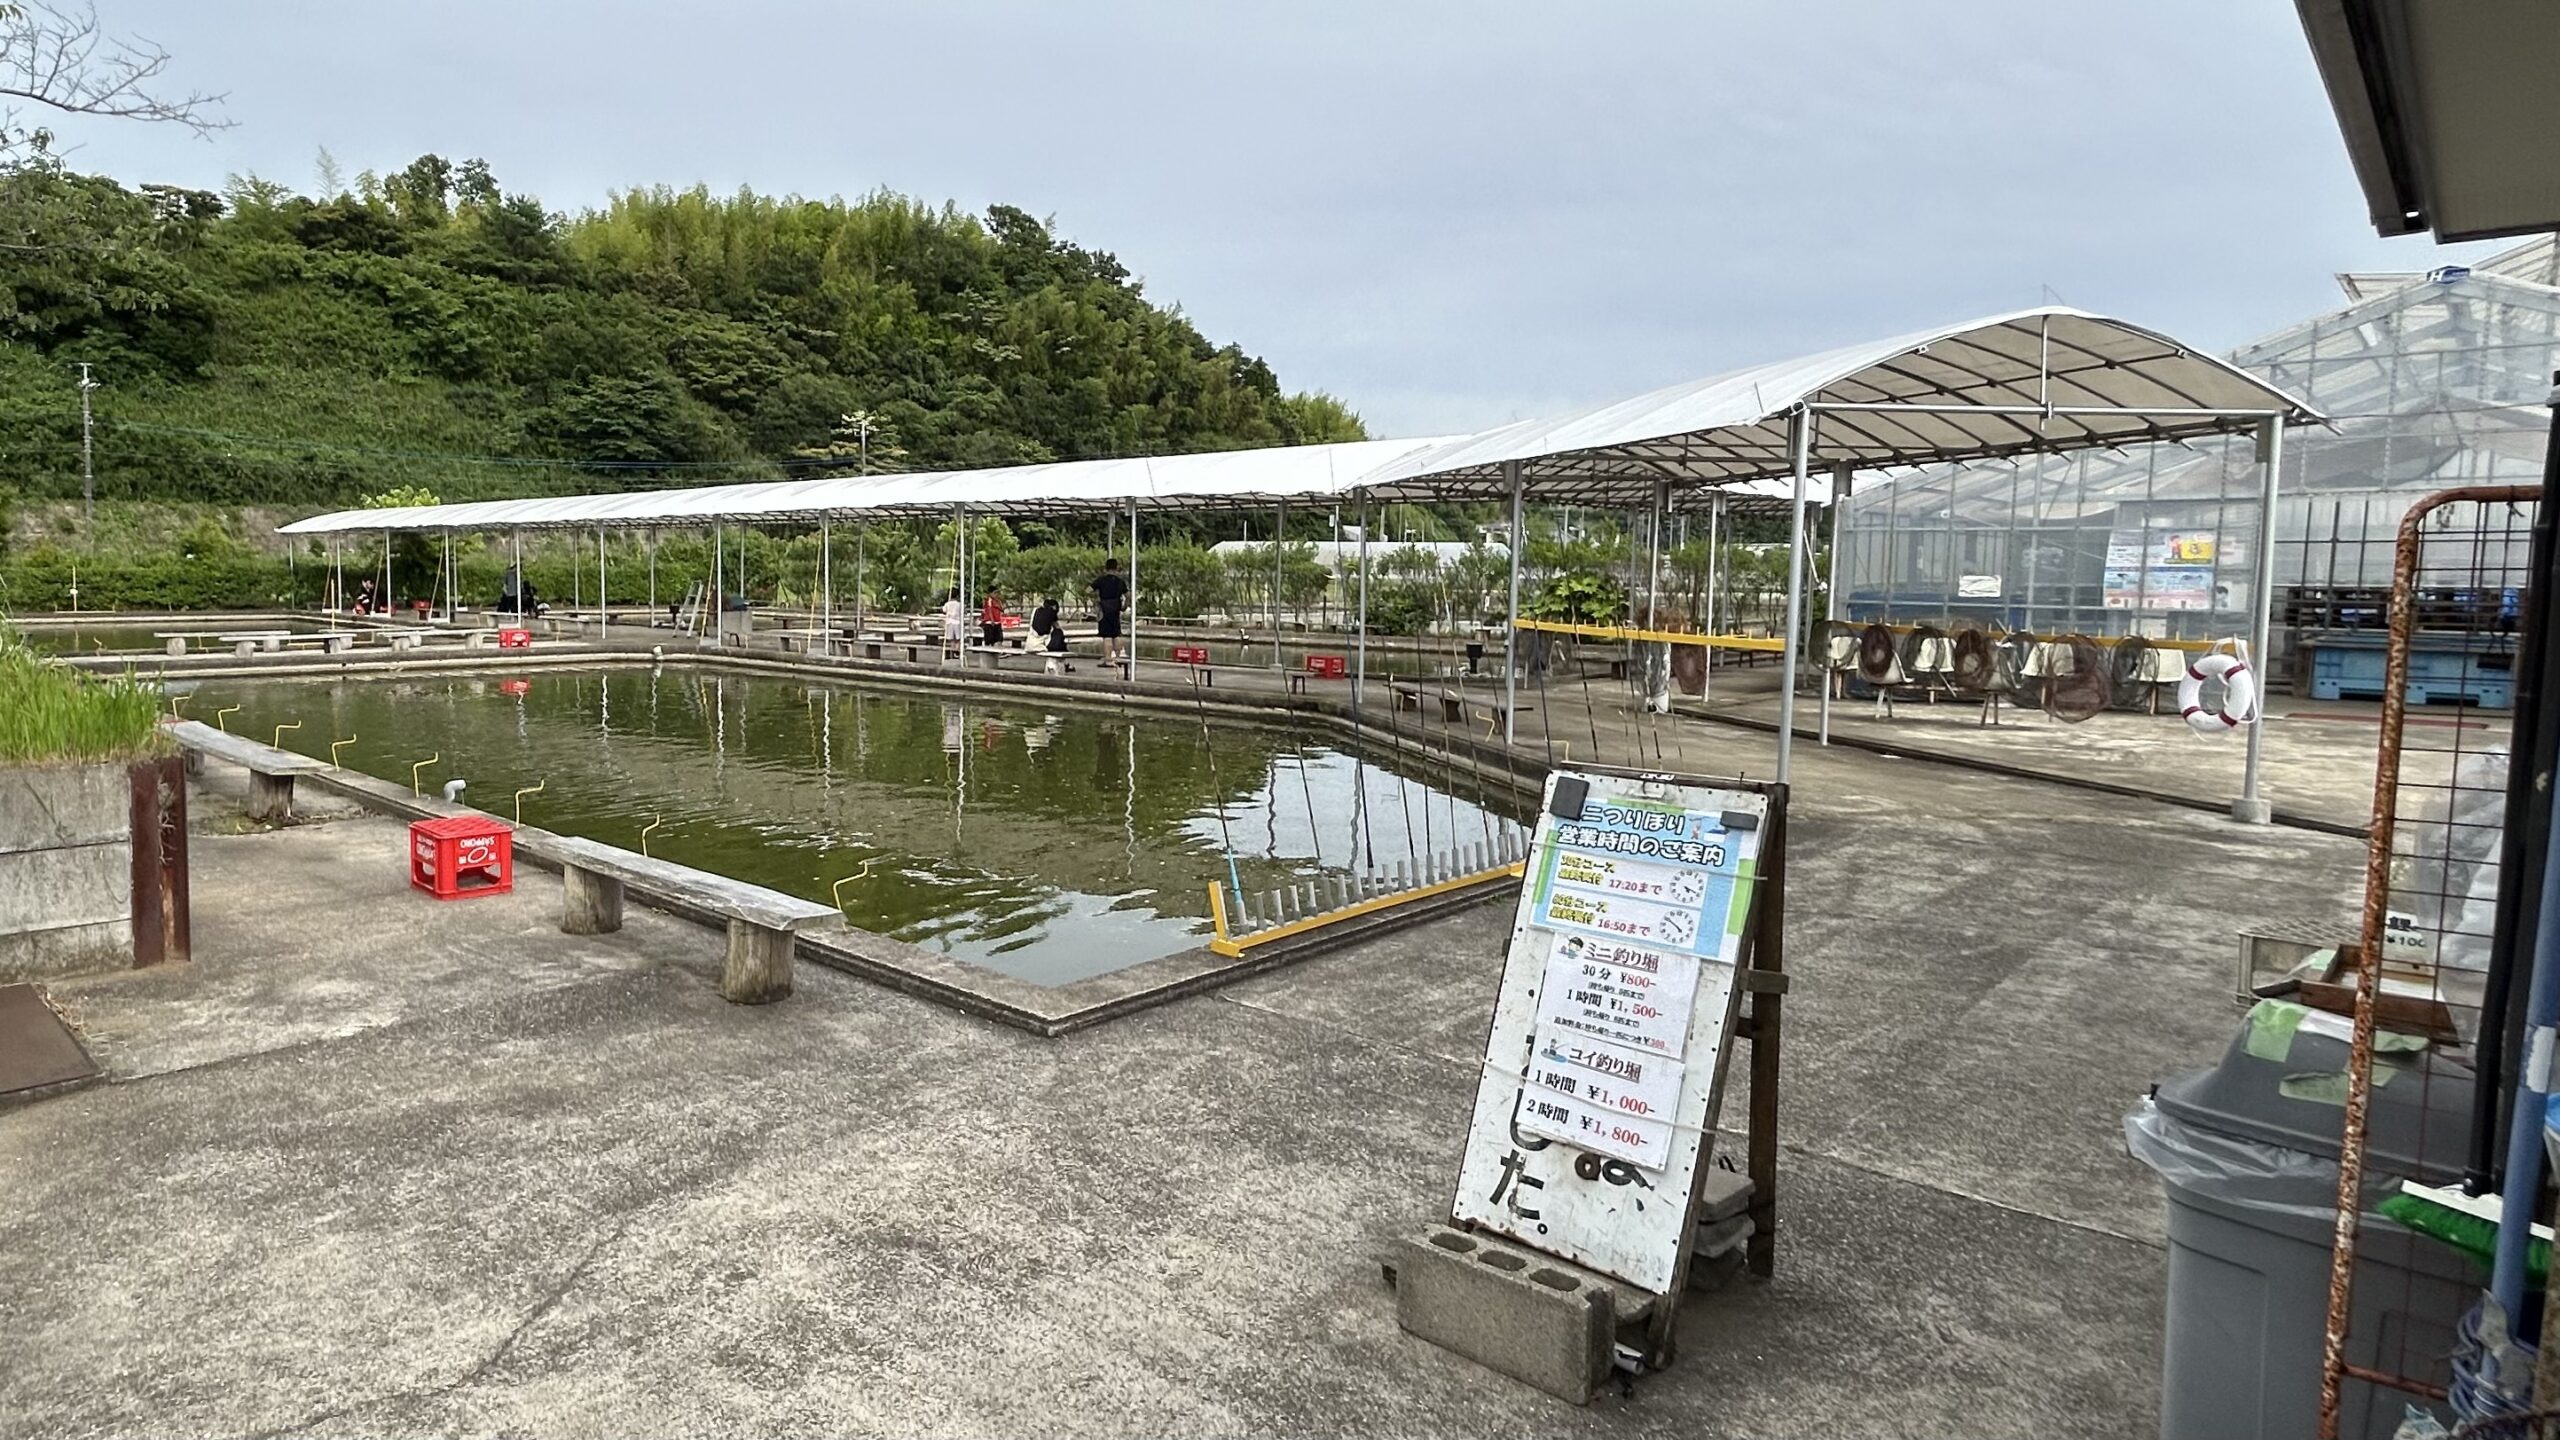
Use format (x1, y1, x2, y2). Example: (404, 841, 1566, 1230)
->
(1836, 235, 2560, 681)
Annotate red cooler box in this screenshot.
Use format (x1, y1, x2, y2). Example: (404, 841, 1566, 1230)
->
(1305, 654, 1348, 679)
(496, 628, 533, 650)
(410, 815, 514, 899)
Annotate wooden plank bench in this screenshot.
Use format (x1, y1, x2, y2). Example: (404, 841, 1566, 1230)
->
(529, 833, 839, 1004)
(166, 719, 328, 822)
(1390, 680, 1466, 723)
(153, 629, 235, 657)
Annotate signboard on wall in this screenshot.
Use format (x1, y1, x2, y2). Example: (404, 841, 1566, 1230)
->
(1449, 769, 1764, 1294)
(2105, 529, 2219, 611)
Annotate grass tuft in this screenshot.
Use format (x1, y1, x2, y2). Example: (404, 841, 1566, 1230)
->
(0, 623, 170, 765)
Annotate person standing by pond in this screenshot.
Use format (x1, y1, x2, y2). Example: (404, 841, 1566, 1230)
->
(980, 588, 1006, 648)
(1091, 557, 1128, 672)
(940, 587, 965, 660)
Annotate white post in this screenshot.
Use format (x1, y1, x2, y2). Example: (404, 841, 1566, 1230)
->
(647, 529, 657, 616)
(855, 521, 866, 637)
(713, 522, 724, 645)
(598, 524, 608, 632)
(1356, 500, 1374, 708)
(821, 514, 833, 641)
(1776, 409, 1814, 787)
(1502, 459, 1525, 745)
(1820, 461, 1851, 745)
(382, 531, 392, 615)
(1703, 492, 1722, 704)
(2235, 416, 2286, 824)
(1273, 499, 1286, 670)
(1126, 498, 1140, 679)
(1646, 480, 1667, 713)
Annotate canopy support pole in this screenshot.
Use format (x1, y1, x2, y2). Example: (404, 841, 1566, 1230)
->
(1502, 459, 1524, 746)
(647, 529, 657, 616)
(854, 521, 866, 638)
(1273, 499, 1286, 670)
(2236, 416, 2286, 824)
(1820, 461, 1852, 746)
(713, 523, 724, 645)
(381, 531, 392, 614)
(1646, 481, 1667, 713)
(1703, 493, 1722, 705)
(1356, 499, 1373, 714)
(1127, 498, 1140, 682)
(598, 524, 608, 632)
(1776, 409, 1814, 788)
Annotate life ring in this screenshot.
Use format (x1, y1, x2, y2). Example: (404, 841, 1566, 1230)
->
(2178, 652, 2258, 734)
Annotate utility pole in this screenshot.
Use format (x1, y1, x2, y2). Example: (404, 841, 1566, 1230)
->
(75, 363, 98, 530)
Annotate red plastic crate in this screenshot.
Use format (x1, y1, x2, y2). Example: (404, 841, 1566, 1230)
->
(409, 815, 514, 900)
(1171, 644, 1211, 665)
(1305, 654, 1347, 678)
(496, 628, 533, 650)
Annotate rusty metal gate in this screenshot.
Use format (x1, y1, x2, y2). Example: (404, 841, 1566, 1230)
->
(2320, 485, 2541, 1435)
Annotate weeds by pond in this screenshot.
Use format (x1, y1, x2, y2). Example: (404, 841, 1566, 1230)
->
(0, 627, 168, 764)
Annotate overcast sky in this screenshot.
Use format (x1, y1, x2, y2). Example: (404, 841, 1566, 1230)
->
(55, 0, 2508, 438)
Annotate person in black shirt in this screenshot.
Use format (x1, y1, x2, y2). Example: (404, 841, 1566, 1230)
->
(1091, 557, 1128, 670)
(1031, 594, 1071, 673)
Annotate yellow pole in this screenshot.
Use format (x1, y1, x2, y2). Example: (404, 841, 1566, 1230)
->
(330, 734, 356, 770)
(512, 780, 545, 825)
(411, 754, 440, 797)
(214, 705, 240, 733)
(272, 720, 302, 750)
(640, 815, 663, 857)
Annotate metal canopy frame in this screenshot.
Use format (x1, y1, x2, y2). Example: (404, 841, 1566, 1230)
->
(269, 304, 2317, 808)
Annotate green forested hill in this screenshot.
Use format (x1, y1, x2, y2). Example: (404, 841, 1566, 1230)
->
(0, 153, 1365, 516)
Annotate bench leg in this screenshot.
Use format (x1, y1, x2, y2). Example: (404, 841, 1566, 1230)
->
(246, 772, 294, 823)
(562, 867, 624, 935)
(234, 641, 256, 659)
(722, 920, 793, 1004)
(166, 638, 186, 657)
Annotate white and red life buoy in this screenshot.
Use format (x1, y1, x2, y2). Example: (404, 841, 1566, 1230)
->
(2178, 652, 2258, 735)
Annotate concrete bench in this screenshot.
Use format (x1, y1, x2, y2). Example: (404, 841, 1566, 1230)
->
(278, 632, 359, 655)
(213, 631, 293, 658)
(963, 644, 1040, 672)
(153, 630, 234, 657)
(530, 833, 838, 1004)
(166, 719, 328, 822)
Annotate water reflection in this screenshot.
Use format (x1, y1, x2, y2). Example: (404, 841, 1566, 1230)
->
(187, 667, 1525, 986)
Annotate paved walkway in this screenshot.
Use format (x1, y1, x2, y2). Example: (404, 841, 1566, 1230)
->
(0, 726, 2363, 1438)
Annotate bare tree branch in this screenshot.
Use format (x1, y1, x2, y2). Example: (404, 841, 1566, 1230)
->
(0, 1, 229, 146)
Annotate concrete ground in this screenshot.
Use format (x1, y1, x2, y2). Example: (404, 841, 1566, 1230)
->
(0, 729, 2363, 1438)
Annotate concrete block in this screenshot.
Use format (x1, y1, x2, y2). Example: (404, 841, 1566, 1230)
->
(722, 920, 793, 1004)
(0, 918, 133, 983)
(0, 842, 131, 935)
(1394, 1226, 1614, 1404)
(0, 763, 131, 853)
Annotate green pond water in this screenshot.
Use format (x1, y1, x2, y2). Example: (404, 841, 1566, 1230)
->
(17, 618, 327, 655)
(179, 667, 1527, 985)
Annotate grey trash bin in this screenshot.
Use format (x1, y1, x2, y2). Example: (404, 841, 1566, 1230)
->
(2127, 1011, 2480, 1440)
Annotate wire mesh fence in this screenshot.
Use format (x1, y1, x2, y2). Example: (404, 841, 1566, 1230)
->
(2323, 486, 2541, 1434)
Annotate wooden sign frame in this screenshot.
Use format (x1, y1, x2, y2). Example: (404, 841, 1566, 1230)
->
(1447, 764, 1788, 1368)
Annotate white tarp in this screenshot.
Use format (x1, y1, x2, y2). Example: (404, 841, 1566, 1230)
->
(275, 306, 2318, 536)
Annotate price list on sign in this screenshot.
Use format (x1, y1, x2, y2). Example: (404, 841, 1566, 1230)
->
(1452, 769, 1766, 1294)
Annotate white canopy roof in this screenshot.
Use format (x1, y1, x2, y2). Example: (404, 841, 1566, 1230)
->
(1352, 306, 2320, 508)
(276, 305, 2317, 536)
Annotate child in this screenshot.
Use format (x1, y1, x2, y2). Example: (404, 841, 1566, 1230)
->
(940, 588, 965, 658)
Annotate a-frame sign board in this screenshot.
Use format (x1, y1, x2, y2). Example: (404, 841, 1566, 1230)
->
(1447, 764, 1786, 1367)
